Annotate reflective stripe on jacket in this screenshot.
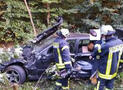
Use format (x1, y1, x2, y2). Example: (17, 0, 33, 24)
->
(53, 37, 72, 70)
(92, 37, 123, 79)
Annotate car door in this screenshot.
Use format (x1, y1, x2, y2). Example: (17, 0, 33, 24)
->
(67, 39, 77, 58)
(75, 39, 91, 61)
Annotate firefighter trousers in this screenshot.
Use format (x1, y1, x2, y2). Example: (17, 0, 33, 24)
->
(55, 77, 70, 90)
(95, 77, 114, 90)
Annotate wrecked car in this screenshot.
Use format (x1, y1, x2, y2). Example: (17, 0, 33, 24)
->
(0, 17, 123, 84)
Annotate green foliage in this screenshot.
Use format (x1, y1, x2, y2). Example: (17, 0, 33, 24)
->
(66, 0, 123, 32)
(0, 0, 123, 44)
(0, 77, 123, 90)
(0, 0, 34, 43)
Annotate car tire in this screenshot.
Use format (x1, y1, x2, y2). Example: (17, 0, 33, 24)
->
(5, 65, 26, 84)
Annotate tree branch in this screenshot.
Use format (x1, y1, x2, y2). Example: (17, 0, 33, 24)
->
(24, 0, 37, 36)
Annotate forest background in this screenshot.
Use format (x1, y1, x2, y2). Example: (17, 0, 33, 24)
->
(0, 0, 123, 90)
(0, 0, 123, 45)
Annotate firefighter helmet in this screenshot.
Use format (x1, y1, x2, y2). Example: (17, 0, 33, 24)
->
(60, 28, 70, 37)
(100, 25, 115, 36)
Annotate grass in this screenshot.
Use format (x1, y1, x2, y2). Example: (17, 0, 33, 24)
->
(0, 73, 123, 90)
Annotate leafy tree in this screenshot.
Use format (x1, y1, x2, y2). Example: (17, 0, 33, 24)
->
(0, 0, 123, 44)
(69, 0, 123, 32)
(0, 0, 34, 43)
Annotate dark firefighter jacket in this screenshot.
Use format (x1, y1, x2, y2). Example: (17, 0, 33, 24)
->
(53, 37, 72, 70)
(92, 36, 123, 80)
(93, 39, 105, 60)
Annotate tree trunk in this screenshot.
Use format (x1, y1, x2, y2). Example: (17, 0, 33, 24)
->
(24, 0, 37, 36)
(90, 0, 94, 4)
(46, 3, 50, 26)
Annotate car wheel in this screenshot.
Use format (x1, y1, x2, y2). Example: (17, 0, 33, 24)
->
(5, 65, 26, 84)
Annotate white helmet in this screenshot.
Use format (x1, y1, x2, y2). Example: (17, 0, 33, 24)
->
(100, 25, 115, 35)
(60, 28, 70, 37)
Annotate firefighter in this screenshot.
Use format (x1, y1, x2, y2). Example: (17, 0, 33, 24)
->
(53, 29, 72, 90)
(91, 25, 123, 90)
(89, 29, 105, 84)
